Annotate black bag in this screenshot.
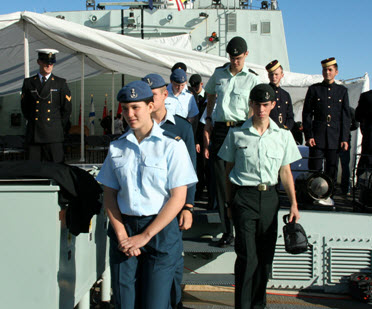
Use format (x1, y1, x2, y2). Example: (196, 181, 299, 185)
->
(282, 215, 312, 254)
(349, 272, 372, 302)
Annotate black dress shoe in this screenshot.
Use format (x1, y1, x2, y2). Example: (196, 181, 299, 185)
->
(217, 234, 234, 248)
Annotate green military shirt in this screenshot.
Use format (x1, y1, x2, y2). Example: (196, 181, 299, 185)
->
(204, 64, 260, 122)
(218, 118, 302, 186)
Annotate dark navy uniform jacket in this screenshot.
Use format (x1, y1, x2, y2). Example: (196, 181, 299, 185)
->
(269, 83, 294, 130)
(302, 81, 351, 150)
(161, 114, 196, 205)
(21, 74, 72, 144)
(355, 90, 372, 153)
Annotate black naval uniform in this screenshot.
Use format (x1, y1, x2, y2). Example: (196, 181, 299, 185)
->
(269, 83, 294, 130)
(302, 81, 351, 181)
(355, 90, 372, 176)
(21, 73, 72, 163)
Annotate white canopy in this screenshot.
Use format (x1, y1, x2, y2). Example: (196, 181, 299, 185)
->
(1, 11, 369, 163)
(1, 11, 369, 98)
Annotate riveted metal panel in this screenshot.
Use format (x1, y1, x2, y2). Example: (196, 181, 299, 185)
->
(324, 236, 372, 293)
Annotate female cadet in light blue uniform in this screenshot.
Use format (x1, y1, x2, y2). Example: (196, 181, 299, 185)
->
(218, 84, 302, 309)
(96, 81, 197, 309)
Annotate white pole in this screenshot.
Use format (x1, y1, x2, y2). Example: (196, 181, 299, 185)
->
(23, 20, 30, 78)
(80, 54, 85, 162)
(101, 268, 111, 302)
(111, 72, 115, 134)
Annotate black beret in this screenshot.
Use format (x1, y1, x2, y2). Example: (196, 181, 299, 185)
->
(189, 74, 202, 87)
(171, 62, 187, 72)
(249, 84, 275, 103)
(226, 36, 247, 56)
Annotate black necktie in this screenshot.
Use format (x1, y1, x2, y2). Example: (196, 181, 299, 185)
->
(42, 76, 46, 85)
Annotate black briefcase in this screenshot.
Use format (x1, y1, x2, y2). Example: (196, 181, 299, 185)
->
(282, 215, 311, 254)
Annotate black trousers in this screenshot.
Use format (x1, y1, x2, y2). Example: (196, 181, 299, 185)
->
(210, 123, 234, 235)
(232, 186, 279, 309)
(308, 147, 339, 183)
(27, 142, 64, 163)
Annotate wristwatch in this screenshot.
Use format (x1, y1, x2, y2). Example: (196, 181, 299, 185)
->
(182, 206, 194, 214)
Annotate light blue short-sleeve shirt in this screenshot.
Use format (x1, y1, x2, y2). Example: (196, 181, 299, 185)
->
(218, 118, 302, 186)
(96, 121, 198, 216)
(165, 84, 199, 118)
(204, 64, 260, 122)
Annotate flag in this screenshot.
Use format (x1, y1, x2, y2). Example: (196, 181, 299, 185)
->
(117, 101, 122, 117)
(89, 94, 95, 135)
(175, 0, 185, 11)
(102, 95, 108, 120)
(148, 0, 154, 10)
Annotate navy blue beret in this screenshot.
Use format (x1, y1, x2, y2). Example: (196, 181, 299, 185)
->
(170, 69, 187, 83)
(117, 80, 153, 103)
(142, 74, 166, 89)
(249, 84, 275, 103)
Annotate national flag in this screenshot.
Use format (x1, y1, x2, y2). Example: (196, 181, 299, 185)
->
(102, 94, 108, 120)
(148, 0, 154, 10)
(175, 0, 185, 11)
(89, 94, 96, 135)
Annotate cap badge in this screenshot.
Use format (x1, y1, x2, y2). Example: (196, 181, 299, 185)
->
(265, 92, 270, 100)
(48, 52, 53, 59)
(130, 88, 138, 99)
(146, 78, 153, 86)
(233, 48, 238, 55)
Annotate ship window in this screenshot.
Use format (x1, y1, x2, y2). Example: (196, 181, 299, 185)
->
(250, 23, 258, 32)
(261, 21, 271, 34)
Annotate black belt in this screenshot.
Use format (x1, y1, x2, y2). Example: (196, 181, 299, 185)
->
(244, 184, 276, 191)
(215, 121, 245, 127)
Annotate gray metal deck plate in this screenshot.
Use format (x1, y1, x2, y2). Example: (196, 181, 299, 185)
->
(182, 274, 235, 286)
(183, 238, 235, 253)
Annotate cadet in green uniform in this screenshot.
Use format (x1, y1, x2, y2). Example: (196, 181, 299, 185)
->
(204, 36, 260, 247)
(218, 84, 301, 309)
(21, 49, 72, 163)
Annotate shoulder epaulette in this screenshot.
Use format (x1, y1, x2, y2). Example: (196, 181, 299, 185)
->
(185, 89, 191, 94)
(216, 62, 230, 69)
(162, 130, 181, 141)
(249, 68, 258, 76)
(278, 123, 289, 130)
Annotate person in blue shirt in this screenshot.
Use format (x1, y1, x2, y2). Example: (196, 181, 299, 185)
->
(142, 73, 196, 309)
(96, 80, 197, 309)
(165, 69, 199, 124)
(218, 84, 301, 309)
